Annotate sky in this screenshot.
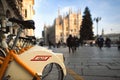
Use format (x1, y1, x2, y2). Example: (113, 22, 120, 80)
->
(33, 0, 120, 38)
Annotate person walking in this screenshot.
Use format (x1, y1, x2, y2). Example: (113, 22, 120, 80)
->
(66, 35, 74, 53)
(105, 37, 111, 48)
(117, 40, 120, 50)
(96, 35, 104, 49)
(48, 40, 52, 49)
(73, 36, 79, 52)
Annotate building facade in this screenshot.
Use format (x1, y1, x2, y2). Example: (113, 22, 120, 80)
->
(0, 0, 34, 37)
(43, 9, 82, 45)
(103, 33, 120, 43)
(0, 0, 23, 35)
(21, 0, 35, 37)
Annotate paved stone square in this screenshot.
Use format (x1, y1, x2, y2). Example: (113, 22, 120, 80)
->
(53, 46, 120, 80)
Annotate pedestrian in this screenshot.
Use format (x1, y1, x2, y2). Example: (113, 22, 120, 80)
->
(48, 40, 52, 49)
(96, 35, 104, 49)
(117, 40, 120, 50)
(57, 41, 61, 48)
(39, 41, 44, 46)
(73, 36, 79, 51)
(66, 35, 74, 53)
(105, 37, 111, 48)
(79, 38, 83, 46)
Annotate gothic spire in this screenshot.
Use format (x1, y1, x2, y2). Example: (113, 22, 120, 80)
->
(58, 7, 60, 16)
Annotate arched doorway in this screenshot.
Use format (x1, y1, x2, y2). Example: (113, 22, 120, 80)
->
(6, 9, 12, 33)
(6, 9, 11, 18)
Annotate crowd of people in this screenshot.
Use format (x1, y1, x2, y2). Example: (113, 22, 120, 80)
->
(66, 34, 119, 53)
(66, 35, 79, 53)
(38, 34, 120, 53)
(95, 35, 112, 49)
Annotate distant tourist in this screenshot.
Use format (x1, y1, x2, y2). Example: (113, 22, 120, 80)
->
(105, 37, 111, 48)
(66, 35, 74, 53)
(48, 40, 52, 49)
(73, 36, 79, 51)
(96, 35, 104, 49)
(117, 40, 120, 50)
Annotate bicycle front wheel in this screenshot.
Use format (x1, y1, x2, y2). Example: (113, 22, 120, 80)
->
(42, 63, 63, 80)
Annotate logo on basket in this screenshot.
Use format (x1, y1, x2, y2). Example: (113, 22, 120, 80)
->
(31, 55, 51, 61)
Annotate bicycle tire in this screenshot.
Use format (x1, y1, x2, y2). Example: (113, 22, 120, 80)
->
(42, 63, 63, 80)
(0, 48, 6, 57)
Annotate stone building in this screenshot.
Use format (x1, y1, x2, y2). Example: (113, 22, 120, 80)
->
(21, 0, 35, 37)
(0, 0, 23, 35)
(103, 33, 120, 43)
(0, 0, 35, 37)
(43, 9, 82, 45)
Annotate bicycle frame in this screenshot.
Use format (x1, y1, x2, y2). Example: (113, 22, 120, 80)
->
(0, 18, 41, 80)
(0, 49, 41, 80)
(0, 18, 66, 80)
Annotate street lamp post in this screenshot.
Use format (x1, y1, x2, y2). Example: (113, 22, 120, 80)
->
(94, 17, 101, 37)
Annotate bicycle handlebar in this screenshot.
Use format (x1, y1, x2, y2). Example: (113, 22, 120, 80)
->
(8, 18, 35, 29)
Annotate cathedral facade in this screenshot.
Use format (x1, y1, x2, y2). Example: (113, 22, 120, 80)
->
(43, 9, 82, 45)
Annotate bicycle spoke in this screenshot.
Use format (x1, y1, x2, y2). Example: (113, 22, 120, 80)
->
(42, 63, 63, 80)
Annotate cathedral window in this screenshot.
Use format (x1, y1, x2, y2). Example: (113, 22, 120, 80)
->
(74, 29, 76, 32)
(60, 32, 62, 37)
(66, 27, 68, 31)
(74, 19, 77, 25)
(25, 9, 27, 18)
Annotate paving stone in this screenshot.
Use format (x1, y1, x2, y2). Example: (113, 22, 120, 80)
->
(66, 63, 82, 68)
(65, 58, 88, 63)
(83, 62, 99, 66)
(76, 65, 88, 69)
(116, 62, 120, 65)
(113, 58, 120, 62)
(53, 47, 120, 80)
(88, 59, 115, 63)
(88, 65, 109, 70)
(68, 62, 82, 65)
(67, 65, 89, 70)
(108, 62, 120, 66)
(82, 76, 120, 80)
(73, 68, 82, 75)
(83, 69, 120, 77)
(64, 74, 74, 80)
(116, 73, 120, 77)
(98, 62, 109, 66)
(107, 65, 120, 70)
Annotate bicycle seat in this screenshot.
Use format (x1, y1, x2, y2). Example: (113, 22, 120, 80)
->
(8, 18, 35, 29)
